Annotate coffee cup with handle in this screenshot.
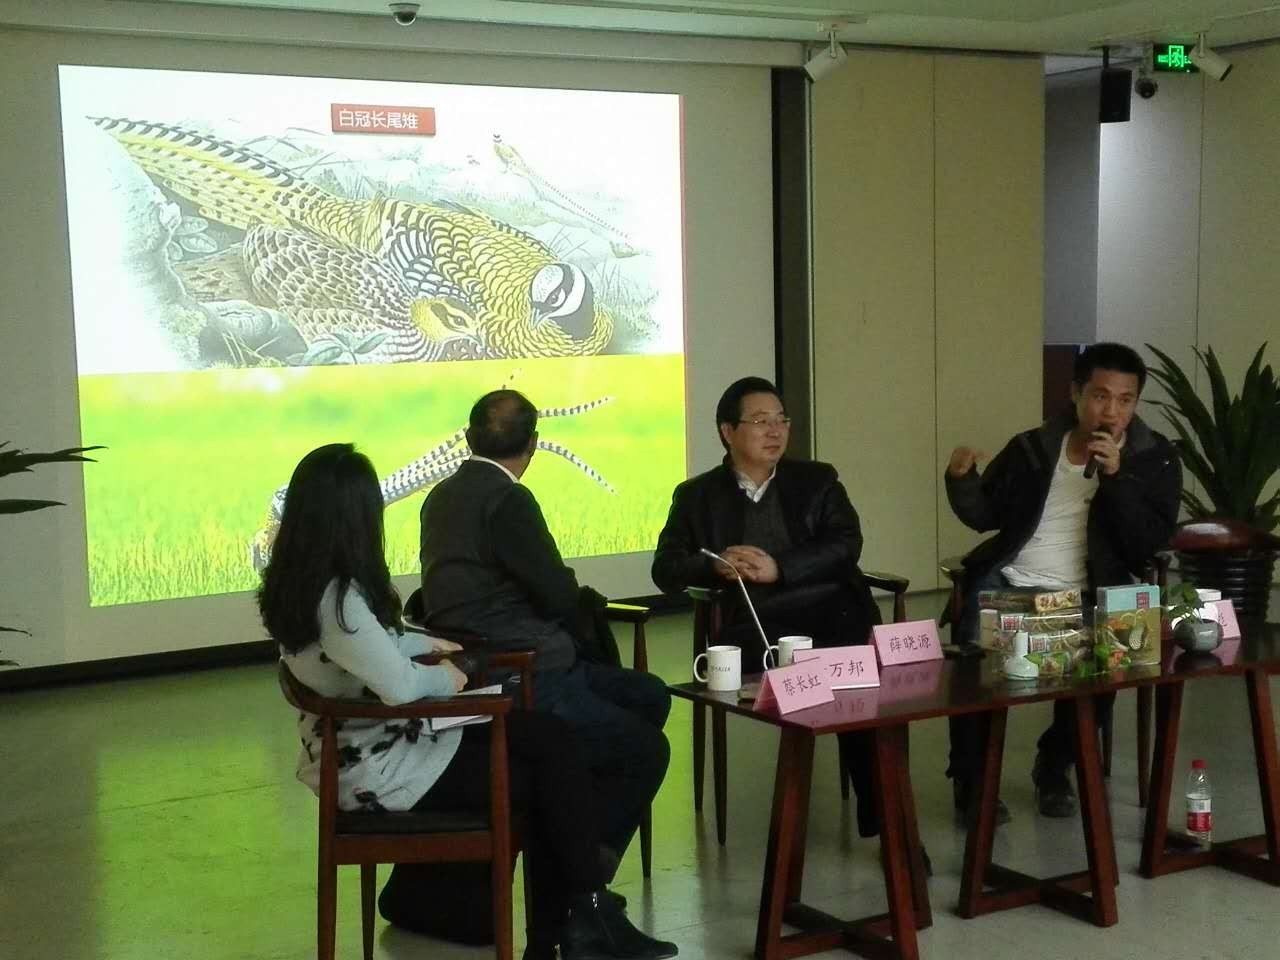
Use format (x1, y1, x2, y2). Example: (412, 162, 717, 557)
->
(763, 635, 814, 670)
(694, 644, 742, 692)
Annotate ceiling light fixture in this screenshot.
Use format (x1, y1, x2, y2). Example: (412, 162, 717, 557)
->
(803, 22, 848, 82)
(1193, 33, 1233, 81)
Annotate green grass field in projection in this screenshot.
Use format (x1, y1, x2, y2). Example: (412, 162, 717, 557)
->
(79, 355, 686, 606)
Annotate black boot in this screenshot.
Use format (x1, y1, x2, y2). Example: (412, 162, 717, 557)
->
(952, 776, 1012, 827)
(561, 892, 678, 960)
(1032, 752, 1077, 818)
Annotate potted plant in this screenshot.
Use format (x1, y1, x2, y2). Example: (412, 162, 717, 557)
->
(1164, 582, 1222, 653)
(1145, 343, 1280, 619)
(1, 442, 104, 665)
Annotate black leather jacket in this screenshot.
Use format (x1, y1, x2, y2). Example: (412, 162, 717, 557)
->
(945, 411, 1182, 594)
(651, 458, 876, 623)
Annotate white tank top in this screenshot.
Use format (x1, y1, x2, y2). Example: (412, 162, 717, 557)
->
(1001, 435, 1097, 589)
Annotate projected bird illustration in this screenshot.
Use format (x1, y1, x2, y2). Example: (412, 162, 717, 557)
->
(249, 387, 616, 570)
(92, 117, 616, 363)
(492, 133, 639, 259)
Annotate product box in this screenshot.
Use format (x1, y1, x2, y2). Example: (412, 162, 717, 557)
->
(987, 609, 1088, 655)
(977, 587, 1082, 614)
(1095, 584, 1162, 666)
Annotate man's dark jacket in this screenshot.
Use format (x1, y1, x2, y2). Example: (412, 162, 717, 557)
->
(651, 458, 878, 630)
(420, 459, 578, 672)
(946, 411, 1182, 594)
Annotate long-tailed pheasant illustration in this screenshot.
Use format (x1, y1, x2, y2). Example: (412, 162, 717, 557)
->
(92, 117, 615, 360)
(249, 385, 617, 570)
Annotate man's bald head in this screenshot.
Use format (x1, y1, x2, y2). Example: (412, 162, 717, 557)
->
(466, 389, 539, 460)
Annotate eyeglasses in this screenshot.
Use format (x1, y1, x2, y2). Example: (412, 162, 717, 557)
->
(737, 415, 792, 429)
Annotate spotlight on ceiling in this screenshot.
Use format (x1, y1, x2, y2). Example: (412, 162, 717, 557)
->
(804, 23, 848, 82)
(1193, 33, 1233, 81)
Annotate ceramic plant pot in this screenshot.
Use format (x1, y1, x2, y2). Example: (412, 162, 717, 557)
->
(1173, 618, 1223, 653)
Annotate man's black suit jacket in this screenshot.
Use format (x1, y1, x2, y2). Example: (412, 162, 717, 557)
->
(651, 458, 879, 644)
(420, 459, 578, 672)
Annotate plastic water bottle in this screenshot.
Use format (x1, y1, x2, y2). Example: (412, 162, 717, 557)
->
(1185, 759, 1212, 848)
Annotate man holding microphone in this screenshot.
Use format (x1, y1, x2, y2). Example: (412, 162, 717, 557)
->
(945, 343, 1182, 820)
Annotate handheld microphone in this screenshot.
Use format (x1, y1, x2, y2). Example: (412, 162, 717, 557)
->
(700, 548, 770, 652)
(1082, 429, 1113, 479)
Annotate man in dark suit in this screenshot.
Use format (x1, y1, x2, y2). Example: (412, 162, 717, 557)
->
(651, 376, 883, 837)
(420, 389, 672, 902)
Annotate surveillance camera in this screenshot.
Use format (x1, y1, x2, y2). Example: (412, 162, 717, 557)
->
(389, 2, 419, 26)
(1135, 75, 1158, 99)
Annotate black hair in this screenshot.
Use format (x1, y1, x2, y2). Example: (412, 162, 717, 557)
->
(466, 389, 538, 459)
(715, 376, 781, 450)
(1074, 342, 1147, 394)
(257, 443, 400, 654)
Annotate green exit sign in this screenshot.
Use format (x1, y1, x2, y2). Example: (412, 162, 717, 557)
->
(1154, 43, 1199, 73)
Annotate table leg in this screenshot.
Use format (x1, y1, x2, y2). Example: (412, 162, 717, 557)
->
(874, 725, 921, 960)
(693, 701, 705, 813)
(958, 699, 1118, 928)
(896, 730, 932, 929)
(1141, 681, 1185, 877)
(713, 706, 728, 846)
(755, 728, 814, 960)
(1072, 694, 1119, 926)
(1137, 685, 1153, 808)
(785, 730, 814, 903)
(958, 709, 1007, 918)
(1245, 669, 1280, 865)
(1142, 671, 1280, 885)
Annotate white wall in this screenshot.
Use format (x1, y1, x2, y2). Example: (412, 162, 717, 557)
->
(1098, 41, 1280, 404)
(1097, 66, 1203, 411)
(812, 51, 1045, 592)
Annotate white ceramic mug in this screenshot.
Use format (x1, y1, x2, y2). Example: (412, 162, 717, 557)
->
(694, 645, 742, 692)
(763, 635, 814, 670)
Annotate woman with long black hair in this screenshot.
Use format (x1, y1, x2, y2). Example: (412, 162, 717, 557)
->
(260, 443, 676, 960)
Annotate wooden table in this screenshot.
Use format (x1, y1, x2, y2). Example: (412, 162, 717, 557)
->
(670, 626, 1280, 960)
(1140, 622, 1280, 884)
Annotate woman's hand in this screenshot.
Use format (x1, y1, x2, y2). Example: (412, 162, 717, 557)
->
(430, 637, 464, 653)
(440, 658, 468, 692)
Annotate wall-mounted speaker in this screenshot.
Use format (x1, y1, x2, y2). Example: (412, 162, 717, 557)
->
(1099, 67, 1132, 123)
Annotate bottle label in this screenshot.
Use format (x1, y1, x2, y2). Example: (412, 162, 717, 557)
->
(1186, 797, 1212, 834)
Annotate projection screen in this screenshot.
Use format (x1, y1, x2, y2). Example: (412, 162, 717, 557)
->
(59, 65, 686, 608)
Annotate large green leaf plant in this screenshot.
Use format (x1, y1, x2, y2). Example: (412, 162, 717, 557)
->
(1145, 343, 1280, 534)
(1, 443, 104, 663)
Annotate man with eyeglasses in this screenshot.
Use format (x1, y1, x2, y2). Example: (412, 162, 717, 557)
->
(651, 376, 884, 839)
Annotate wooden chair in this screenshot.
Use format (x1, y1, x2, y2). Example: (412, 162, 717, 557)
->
(688, 569, 911, 845)
(278, 648, 536, 960)
(939, 553, 1171, 806)
(403, 589, 655, 879)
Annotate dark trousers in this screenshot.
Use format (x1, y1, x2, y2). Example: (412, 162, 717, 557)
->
(948, 568, 1113, 783)
(726, 587, 878, 836)
(533, 660, 671, 861)
(412, 712, 603, 946)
